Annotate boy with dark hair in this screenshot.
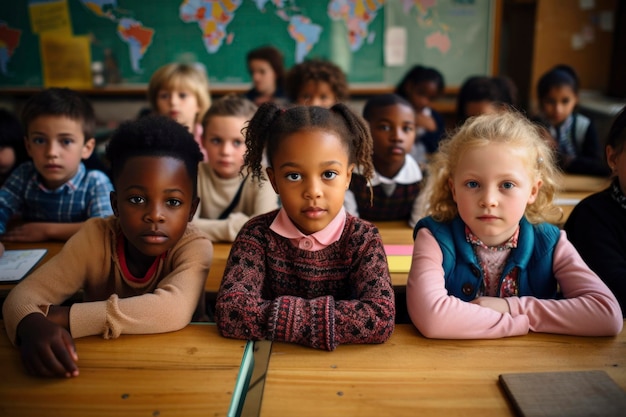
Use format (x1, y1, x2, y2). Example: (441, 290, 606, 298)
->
(3, 115, 213, 378)
(0, 88, 113, 254)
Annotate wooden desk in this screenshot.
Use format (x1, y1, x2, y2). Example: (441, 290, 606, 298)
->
(0, 241, 64, 296)
(207, 242, 232, 293)
(259, 324, 626, 417)
(0, 321, 253, 417)
(560, 174, 610, 192)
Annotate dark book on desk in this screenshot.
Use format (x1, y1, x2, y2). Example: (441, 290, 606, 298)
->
(0, 249, 47, 282)
(499, 370, 626, 417)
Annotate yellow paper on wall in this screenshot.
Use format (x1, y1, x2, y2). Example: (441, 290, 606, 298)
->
(40, 34, 92, 89)
(29, 0, 72, 35)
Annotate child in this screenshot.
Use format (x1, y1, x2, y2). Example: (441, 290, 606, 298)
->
(456, 76, 517, 126)
(215, 102, 395, 351)
(394, 65, 446, 163)
(564, 106, 626, 316)
(148, 62, 212, 161)
(344, 94, 423, 227)
(535, 64, 609, 176)
(245, 45, 287, 106)
(285, 59, 349, 108)
(0, 88, 113, 253)
(193, 95, 279, 242)
(406, 111, 622, 339)
(0, 108, 29, 186)
(2, 115, 213, 378)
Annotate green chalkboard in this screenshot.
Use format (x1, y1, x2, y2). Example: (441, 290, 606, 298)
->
(0, 0, 497, 88)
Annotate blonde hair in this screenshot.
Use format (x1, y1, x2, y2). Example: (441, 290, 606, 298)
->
(422, 110, 562, 224)
(147, 63, 211, 124)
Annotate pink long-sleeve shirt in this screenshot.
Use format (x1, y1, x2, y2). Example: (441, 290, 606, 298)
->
(407, 228, 623, 339)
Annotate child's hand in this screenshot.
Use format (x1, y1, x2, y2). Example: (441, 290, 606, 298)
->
(16, 313, 79, 378)
(2, 222, 48, 242)
(415, 113, 437, 132)
(470, 296, 511, 314)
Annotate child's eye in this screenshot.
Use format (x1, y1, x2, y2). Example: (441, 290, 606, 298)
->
(465, 181, 479, 189)
(179, 92, 188, 99)
(233, 139, 244, 148)
(167, 199, 182, 207)
(158, 91, 170, 100)
(501, 181, 515, 189)
(31, 137, 46, 145)
(403, 125, 415, 133)
(61, 138, 74, 146)
(377, 124, 391, 131)
(286, 173, 301, 181)
(323, 171, 338, 180)
(128, 196, 145, 204)
(209, 137, 222, 145)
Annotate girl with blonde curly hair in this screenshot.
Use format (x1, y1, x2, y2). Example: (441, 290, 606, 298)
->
(407, 111, 622, 339)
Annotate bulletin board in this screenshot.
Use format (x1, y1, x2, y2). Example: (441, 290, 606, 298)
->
(0, 0, 499, 89)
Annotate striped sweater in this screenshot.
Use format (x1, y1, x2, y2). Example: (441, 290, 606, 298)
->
(215, 210, 395, 351)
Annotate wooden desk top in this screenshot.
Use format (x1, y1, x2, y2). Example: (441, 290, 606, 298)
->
(0, 321, 250, 417)
(260, 323, 626, 417)
(560, 174, 610, 192)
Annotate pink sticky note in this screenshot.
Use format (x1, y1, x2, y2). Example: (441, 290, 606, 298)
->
(384, 244, 413, 256)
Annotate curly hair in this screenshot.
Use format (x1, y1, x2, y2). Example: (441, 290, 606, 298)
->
(394, 65, 445, 99)
(243, 102, 373, 185)
(147, 62, 211, 124)
(422, 110, 562, 224)
(247, 45, 286, 91)
(285, 59, 349, 103)
(105, 115, 203, 196)
(21, 87, 96, 141)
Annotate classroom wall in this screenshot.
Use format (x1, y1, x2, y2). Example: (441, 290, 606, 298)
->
(530, 0, 617, 109)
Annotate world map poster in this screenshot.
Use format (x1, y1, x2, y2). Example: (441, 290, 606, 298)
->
(0, 0, 495, 87)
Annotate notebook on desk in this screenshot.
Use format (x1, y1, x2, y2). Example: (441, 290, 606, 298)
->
(0, 249, 47, 282)
(499, 370, 626, 417)
(384, 244, 413, 273)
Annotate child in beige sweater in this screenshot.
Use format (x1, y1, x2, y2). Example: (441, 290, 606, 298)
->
(193, 94, 278, 241)
(2, 115, 213, 378)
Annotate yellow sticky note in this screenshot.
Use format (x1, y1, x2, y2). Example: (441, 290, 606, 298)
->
(387, 255, 412, 273)
(40, 34, 92, 89)
(29, 0, 72, 35)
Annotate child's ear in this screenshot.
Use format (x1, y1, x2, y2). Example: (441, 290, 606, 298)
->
(81, 137, 96, 160)
(606, 145, 618, 173)
(448, 178, 457, 202)
(346, 163, 355, 190)
(110, 191, 119, 217)
(266, 166, 279, 194)
(188, 197, 200, 221)
(527, 179, 543, 205)
(24, 136, 33, 157)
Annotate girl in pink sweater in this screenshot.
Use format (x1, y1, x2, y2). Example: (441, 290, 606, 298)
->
(407, 111, 622, 339)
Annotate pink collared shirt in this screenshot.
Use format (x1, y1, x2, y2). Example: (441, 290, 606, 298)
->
(270, 207, 346, 251)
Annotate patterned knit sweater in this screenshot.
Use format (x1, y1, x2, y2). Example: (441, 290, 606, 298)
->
(215, 210, 395, 351)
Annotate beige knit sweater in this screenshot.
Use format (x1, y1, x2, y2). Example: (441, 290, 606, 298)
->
(2, 216, 213, 345)
(192, 163, 279, 242)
